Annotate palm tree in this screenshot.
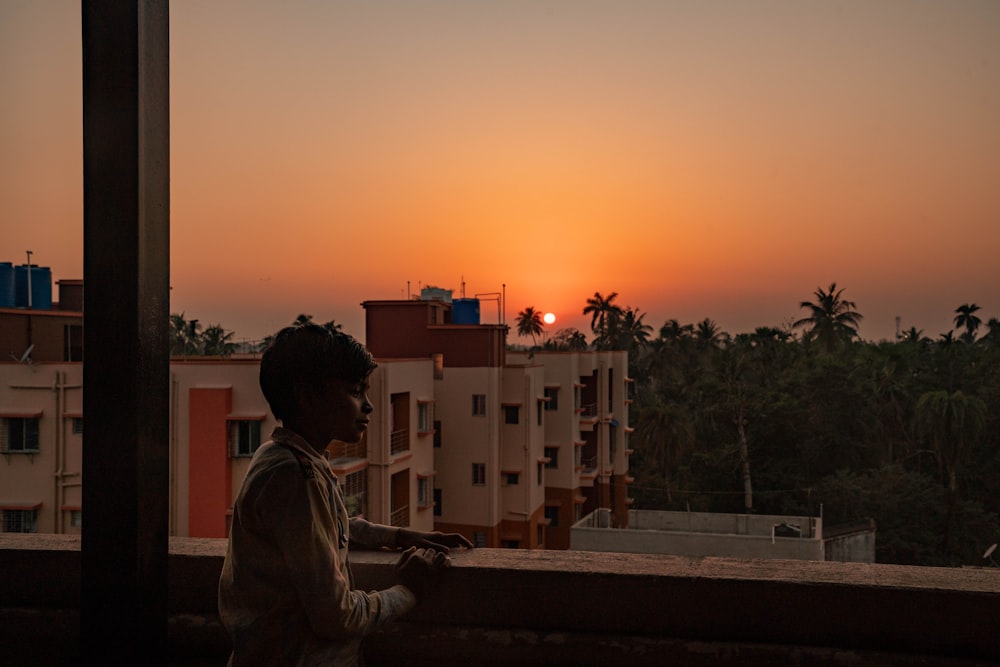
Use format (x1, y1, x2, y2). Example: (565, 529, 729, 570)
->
(952, 304, 981, 343)
(981, 317, 1000, 349)
(515, 306, 545, 347)
(169, 313, 202, 355)
(635, 398, 694, 505)
(583, 291, 623, 350)
(201, 324, 237, 356)
(914, 389, 987, 552)
(546, 327, 589, 351)
(899, 326, 927, 345)
(793, 282, 863, 352)
(616, 307, 653, 351)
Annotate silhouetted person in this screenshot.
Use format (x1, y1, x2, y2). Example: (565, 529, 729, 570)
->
(219, 323, 471, 665)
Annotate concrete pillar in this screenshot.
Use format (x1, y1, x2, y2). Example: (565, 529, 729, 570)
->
(81, 1, 170, 662)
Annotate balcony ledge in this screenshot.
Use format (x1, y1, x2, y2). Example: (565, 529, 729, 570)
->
(1, 534, 998, 665)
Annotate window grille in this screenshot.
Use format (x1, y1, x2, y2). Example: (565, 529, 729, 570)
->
(1, 418, 40, 453)
(230, 420, 261, 457)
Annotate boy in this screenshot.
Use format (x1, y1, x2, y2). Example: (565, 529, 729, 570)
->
(219, 323, 471, 666)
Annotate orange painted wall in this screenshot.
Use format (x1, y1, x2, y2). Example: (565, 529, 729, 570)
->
(188, 386, 232, 537)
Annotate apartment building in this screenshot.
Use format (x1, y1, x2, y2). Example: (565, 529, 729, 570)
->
(364, 293, 632, 549)
(0, 356, 439, 538)
(507, 349, 633, 548)
(1, 274, 630, 549)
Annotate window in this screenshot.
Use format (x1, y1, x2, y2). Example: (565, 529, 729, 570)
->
(544, 387, 559, 411)
(69, 510, 83, 528)
(537, 463, 543, 486)
(504, 472, 519, 485)
(544, 447, 558, 469)
(1, 418, 40, 453)
(473, 531, 486, 547)
(72, 418, 84, 435)
(536, 401, 544, 426)
(2, 509, 37, 533)
(417, 402, 432, 433)
(503, 405, 519, 424)
(472, 394, 486, 416)
(502, 540, 519, 549)
(537, 525, 544, 546)
(544, 505, 560, 527)
(417, 477, 432, 508)
(230, 420, 261, 457)
(472, 463, 486, 486)
(433, 420, 442, 448)
(433, 488, 442, 516)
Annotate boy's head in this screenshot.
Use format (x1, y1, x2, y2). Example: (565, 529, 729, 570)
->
(259, 323, 377, 422)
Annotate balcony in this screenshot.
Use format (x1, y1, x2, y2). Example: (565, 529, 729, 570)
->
(2, 533, 997, 666)
(389, 504, 410, 528)
(390, 428, 410, 455)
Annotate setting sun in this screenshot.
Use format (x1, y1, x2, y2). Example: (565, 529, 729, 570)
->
(543, 312, 556, 325)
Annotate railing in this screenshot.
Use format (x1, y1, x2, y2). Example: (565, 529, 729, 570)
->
(579, 403, 598, 418)
(328, 440, 366, 461)
(390, 429, 409, 455)
(389, 505, 409, 527)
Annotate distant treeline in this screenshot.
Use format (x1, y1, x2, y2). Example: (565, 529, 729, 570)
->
(543, 287, 998, 567)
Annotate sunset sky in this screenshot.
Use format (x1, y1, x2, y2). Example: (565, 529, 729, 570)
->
(3, 1, 998, 345)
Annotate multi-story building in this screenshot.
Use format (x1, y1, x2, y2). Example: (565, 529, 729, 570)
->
(363, 292, 632, 549)
(1, 274, 630, 550)
(506, 348, 633, 548)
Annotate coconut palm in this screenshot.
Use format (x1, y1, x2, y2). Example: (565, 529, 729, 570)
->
(546, 327, 589, 351)
(952, 304, 982, 343)
(616, 307, 653, 351)
(793, 282, 863, 352)
(515, 306, 545, 348)
(915, 389, 987, 552)
(635, 398, 694, 504)
(583, 291, 623, 349)
(201, 324, 237, 357)
(169, 313, 202, 355)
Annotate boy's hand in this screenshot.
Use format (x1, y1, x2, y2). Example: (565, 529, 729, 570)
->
(395, 546, 450, 598)
(396, 528, 474, 553)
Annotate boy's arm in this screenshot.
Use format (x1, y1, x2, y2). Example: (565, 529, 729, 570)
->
(350, 517, 473, 552)
(349, 516, 399, 550)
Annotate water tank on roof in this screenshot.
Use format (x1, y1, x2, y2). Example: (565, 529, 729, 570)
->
(0, 263, 14, 308)
(452, 298, 480, 325)
(14, 264, 53, 310)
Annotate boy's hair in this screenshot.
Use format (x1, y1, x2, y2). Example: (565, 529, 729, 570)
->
(259, 323, 377, 421)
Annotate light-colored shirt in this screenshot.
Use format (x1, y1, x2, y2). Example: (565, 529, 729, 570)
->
(219, 427, 415, 666)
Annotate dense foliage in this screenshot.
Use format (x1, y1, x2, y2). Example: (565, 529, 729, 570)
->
(534, 291, 1000, 567)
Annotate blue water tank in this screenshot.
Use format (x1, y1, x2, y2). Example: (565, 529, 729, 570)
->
(0, 263, 14, 308)
(452, 298, 480, 325)
(14, 264, 53, 310)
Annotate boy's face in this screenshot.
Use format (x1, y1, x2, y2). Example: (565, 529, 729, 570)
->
(301, 377, 374, 446)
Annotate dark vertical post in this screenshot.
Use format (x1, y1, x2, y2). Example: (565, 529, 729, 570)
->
(81, 1, 170, 663)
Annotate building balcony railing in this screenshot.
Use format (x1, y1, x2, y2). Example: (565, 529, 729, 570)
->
(389, 428, 409, 455)
(328, 440, 366, 462)
(389, 505, 409, 528)
(1, 534, 998, 666)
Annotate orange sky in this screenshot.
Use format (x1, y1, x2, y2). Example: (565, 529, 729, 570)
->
(3, 1, 999, 345)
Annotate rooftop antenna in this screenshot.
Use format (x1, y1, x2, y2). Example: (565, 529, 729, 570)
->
(10, 343, 34, 364)
(984, 543, 998, 567)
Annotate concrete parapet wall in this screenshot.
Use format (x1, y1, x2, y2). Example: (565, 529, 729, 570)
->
(1, 534, 998, 665)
